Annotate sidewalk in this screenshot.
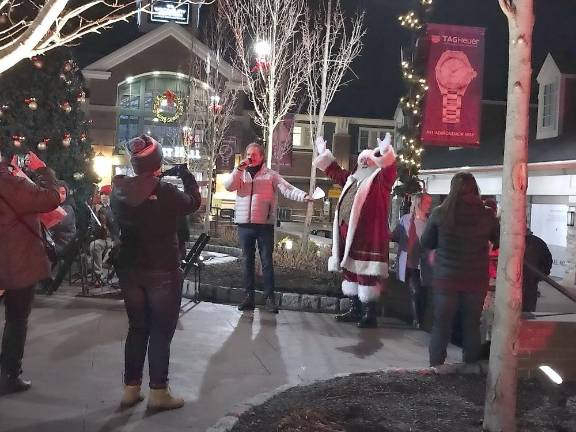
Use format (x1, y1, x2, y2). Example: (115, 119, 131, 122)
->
(0, 291, 460, 432)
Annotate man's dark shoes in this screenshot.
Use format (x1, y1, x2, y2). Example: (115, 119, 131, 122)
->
(264, 297, 279, 314)
(0, 375, 31, 395)
(238, 294, 255, 311)
(357, 302, 379, 328)
(335, 296, 362, 323)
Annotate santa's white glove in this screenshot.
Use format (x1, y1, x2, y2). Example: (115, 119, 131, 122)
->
(377, 133, 392, 155)
(315, 136, 327, 155)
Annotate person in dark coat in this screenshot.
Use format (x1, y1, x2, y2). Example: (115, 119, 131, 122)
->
(0, 148, 60, 394)
(421, 172, 499, 368)
(44, 181, 77, 293)
(111, 135, 200, 411)
(523, 230, 552, 312)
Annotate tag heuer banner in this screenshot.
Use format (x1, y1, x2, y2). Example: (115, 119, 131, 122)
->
(272, 115, 294, 169)
(421, 24, 486, 147)
(216, 136, 237, 171)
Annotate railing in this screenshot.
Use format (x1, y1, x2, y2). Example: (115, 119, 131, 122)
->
(524, 260, 576, 304)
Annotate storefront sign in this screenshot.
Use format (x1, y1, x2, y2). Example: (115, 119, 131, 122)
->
(421, 24, 486, 147)
(150, 1, 190, 25)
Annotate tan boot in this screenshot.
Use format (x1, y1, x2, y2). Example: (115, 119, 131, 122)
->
(147, 387, 184, 411)
(120, 384, 144, 408)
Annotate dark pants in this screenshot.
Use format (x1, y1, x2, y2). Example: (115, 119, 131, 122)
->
(429, 290, 485, 366)
(0, 286, 35, 377)
(119, 268, 182, 389)
(523, 278, 539, 312)
(406, 268, 428, 325)
(49, 239, 78, 293)
(238, 224, 275, 298)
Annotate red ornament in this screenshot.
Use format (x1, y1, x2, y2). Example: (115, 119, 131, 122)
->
(25, 98, 38, 110)
(62, 133, 72, 147)
(37, 139, 50, 151)
(163, 89, 177, 106)
(63, 61, 73, 72)
(32, 56, 43, 69)
(61, 101, 72, 113)
(12, 135, 24, 148)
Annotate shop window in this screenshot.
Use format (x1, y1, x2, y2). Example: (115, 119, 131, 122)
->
(542, 82, 557, 128)
(117, 115, 140, 145)
(358, 127, 392, 152)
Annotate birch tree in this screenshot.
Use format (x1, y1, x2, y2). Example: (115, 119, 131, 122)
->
(301, 0, 364, 245)
(220, 0, 309, 168)
(483, 0, 534, 430)
(188, 13, 239, 233)
(0, 1, 211, 74)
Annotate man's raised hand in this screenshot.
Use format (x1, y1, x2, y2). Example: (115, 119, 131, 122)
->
(377, 133, 392, 156)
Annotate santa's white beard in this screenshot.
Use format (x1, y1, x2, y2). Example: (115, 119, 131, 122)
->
(352, 165, 377, 183)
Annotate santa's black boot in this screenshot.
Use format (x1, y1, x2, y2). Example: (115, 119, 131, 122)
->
(335, 296, 362, 322)
(358, 301, 379, 328)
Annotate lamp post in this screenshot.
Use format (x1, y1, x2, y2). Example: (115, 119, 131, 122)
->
(204, 93, 222, 233)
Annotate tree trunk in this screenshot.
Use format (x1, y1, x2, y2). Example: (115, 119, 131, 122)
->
(302, 0, 333, 247)
(483, 1, 534, 431)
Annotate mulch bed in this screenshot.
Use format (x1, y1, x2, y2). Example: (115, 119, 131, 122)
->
(230, 371, 576, 432)
(202, 260, 341, 297)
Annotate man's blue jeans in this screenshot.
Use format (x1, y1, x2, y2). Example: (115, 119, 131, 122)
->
(429, 290, 485, 366)
(238, 224, 275, 298)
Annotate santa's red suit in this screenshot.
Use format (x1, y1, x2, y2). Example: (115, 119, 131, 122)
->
(313, 136, 397, 327)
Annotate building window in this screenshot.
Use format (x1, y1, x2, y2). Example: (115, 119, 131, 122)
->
(116, 72, 205, 160)
(358, 127, 393, 152)
(542, 82, 557, 128)
(292, 124, 323, 150)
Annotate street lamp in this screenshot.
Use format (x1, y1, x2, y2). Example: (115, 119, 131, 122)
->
(252, 40, 271, 72)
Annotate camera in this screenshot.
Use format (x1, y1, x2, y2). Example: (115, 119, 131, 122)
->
(160, 164, 188, 179)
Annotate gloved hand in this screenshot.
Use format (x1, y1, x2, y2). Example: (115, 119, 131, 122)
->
(377, 133, 392, 156)
(161, 164, 191, 179)
(315, 136, 327, 155)
(26, 151, 46, 171)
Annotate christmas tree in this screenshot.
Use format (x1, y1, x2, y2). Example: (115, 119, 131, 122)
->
(0, 48, 98, 224)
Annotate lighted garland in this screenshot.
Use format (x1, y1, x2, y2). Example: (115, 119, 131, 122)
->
(153, 94, 184, 123)
(394, 0, 434, 196)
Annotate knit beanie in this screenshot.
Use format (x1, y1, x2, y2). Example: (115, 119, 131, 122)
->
(125, 135, 163, 175)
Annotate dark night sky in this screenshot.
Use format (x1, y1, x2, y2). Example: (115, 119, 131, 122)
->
(75, 0, 576, 119)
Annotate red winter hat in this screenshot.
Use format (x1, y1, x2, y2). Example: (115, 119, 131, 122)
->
(126, 135, 163, 175)
(100, 185, 112, 195)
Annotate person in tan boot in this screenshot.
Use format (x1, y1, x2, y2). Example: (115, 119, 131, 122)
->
(112, 136, 201, 411)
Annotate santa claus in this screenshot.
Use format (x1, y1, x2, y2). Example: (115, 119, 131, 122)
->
(313, 134, 397, 328)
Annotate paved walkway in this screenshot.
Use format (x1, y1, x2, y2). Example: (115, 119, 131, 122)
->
(0, 292, 461, 432)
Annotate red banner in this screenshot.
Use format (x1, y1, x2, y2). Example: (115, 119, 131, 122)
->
(272, 115, 294, 170)
(421, 24, 486, 147)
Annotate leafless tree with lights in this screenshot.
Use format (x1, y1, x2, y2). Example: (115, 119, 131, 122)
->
(187, 11, 239, 232)
(300, 0, 364, 246)
(0, 0, 212, 74)
(219, 0, 309, 169)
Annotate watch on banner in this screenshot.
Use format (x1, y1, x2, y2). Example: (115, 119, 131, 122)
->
(435, 50, 477, 124)
(153, 92, 184, 123)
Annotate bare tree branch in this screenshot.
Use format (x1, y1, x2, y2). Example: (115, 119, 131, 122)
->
(220, 0, 309, 168)
(0, 1, 213, 74)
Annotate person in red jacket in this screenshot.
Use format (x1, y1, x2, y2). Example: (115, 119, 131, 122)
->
(313, 134, 397, 328)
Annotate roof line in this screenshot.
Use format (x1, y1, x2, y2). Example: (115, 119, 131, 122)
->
(82, 23, 240, 82)
(421, 159, 576, 175)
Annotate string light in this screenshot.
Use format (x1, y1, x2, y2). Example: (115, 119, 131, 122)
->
(395, 0, 434, 184)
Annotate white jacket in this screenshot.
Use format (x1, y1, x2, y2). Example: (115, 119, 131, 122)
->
(224, 166, 307, 224)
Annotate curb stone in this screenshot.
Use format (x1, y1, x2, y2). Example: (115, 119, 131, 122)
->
(205, 367, 438, 432)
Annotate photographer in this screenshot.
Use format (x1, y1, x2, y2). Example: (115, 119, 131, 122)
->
(0, 147, 60, 394)
(111, 135, 200, 411)
(90, 189, 119, 285)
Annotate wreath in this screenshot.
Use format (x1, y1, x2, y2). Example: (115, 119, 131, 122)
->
(153, 93, 183, 123)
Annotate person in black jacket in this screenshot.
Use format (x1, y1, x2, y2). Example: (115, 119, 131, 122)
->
(421, 172, 499, 368)
(523, 230, 552, 312)
(111, 135, 200, 411)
